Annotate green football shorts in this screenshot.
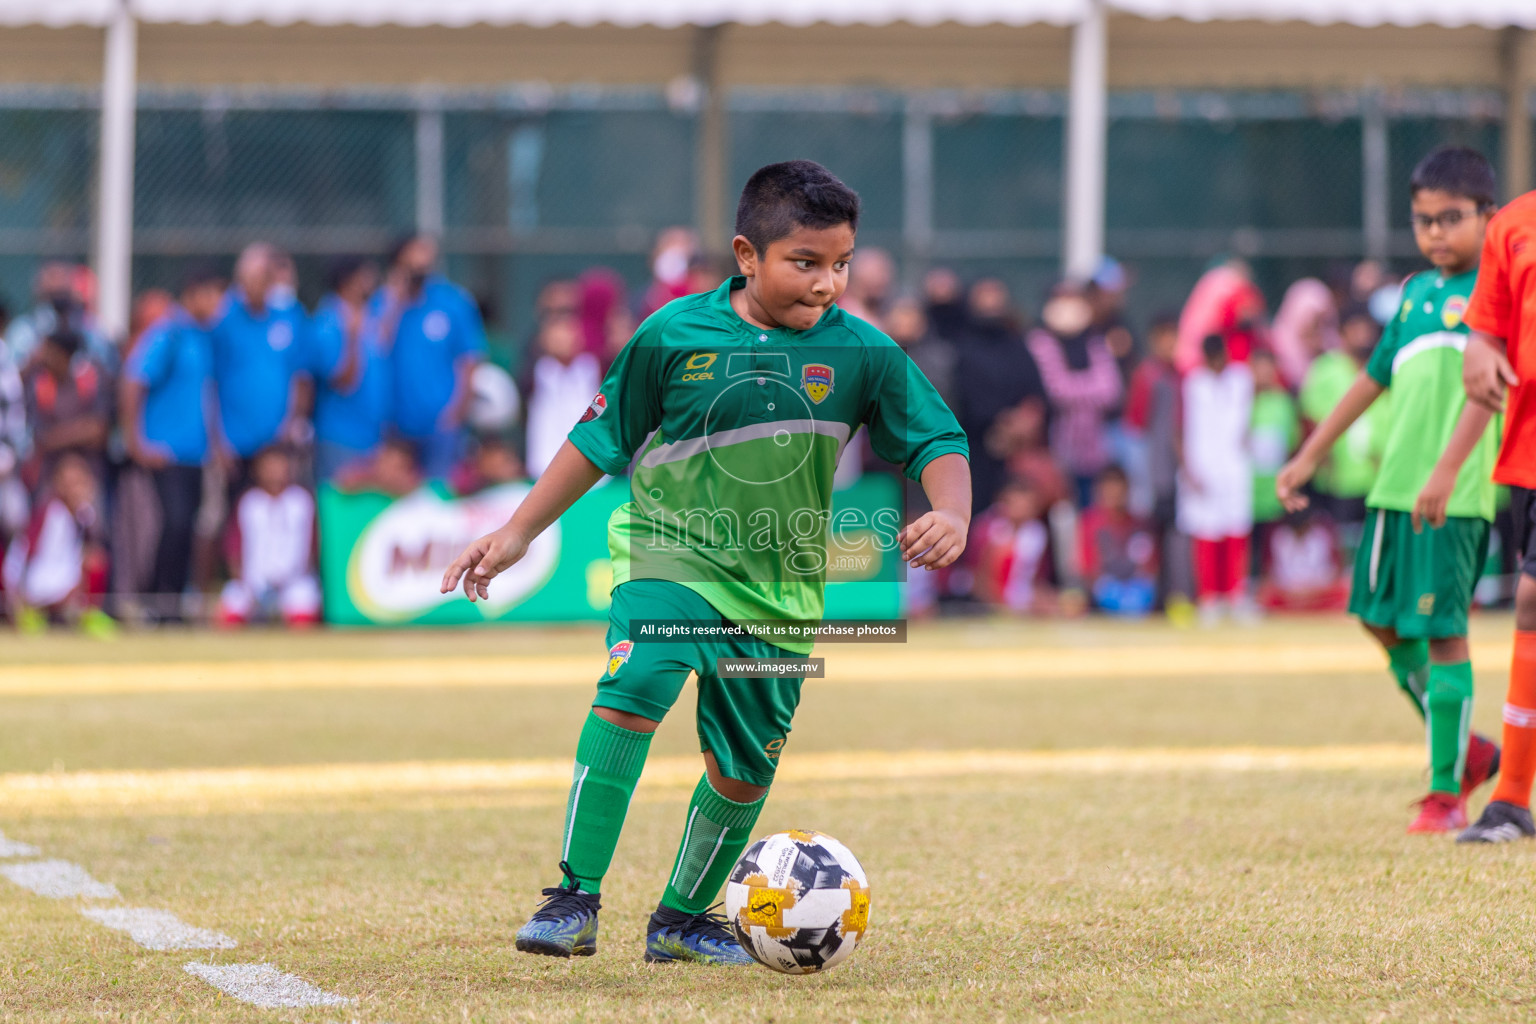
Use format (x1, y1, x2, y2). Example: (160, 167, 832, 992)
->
(1349, 508, 1489, 639)
(594, 579, 807, 786)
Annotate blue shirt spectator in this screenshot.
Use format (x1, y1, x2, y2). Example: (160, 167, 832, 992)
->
(308, 293, 391, 478)
(123, 307, 215, 466)
(214, 288, 306, 458)
(381, 276, 485, 441)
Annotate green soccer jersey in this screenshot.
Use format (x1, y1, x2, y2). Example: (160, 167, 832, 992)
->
(1251, 387, 1300, 524)
(1363, 267, 1499, 522)
(1299, 350, 1383, 499)
(567, 277, 969, 655)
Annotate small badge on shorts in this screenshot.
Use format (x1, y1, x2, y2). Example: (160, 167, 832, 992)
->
(606, 640, 634, 676)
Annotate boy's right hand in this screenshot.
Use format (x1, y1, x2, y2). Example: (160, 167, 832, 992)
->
(441, 526, 529, 602)
(1464, 332, 1518, 413)
(1274, 455, 1316, 513)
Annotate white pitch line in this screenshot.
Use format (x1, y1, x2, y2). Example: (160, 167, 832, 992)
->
(0, 832, 40, 858)
(83, 907, 237, 950)
(184, 962, 350, 1009)
(0, 859, 118, 899)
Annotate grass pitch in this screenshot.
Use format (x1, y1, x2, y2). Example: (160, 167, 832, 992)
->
(3, 615, 1536, 1023)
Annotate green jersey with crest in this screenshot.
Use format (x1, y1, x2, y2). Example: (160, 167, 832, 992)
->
(567, 277, 969, 654)
(1364, 267, 1499, 522)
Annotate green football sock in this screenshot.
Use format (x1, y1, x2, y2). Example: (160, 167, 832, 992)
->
(660, 775, 766, 915)
(1388, 640, 1430, 720)
(558, 710, 652, 893)
(1426, 660, 1474, 795)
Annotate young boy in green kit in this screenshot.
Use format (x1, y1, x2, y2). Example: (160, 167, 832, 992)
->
(1276, 146, 1502, 833)
(441, 161, 971, 963)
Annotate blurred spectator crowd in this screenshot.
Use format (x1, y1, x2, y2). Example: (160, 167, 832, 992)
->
(0, 226, 1508, 633)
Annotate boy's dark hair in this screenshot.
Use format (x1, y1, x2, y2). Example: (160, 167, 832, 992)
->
(1339, 302, 1377, 328)
(324, 255, 368, 293)
(380, 436, 420, 464)
(1147, 310, 1180, 336)
(1201, 334, 1227, 363)
(1410, 146, 1497, 209)
(180, 263, 225, 296)
(735, 161, 861, 255)
(1097, 464, 1128, 487)
(252, 443, 292, 465)
(43, 329, 83, 358)
(385, 233, 421, 269)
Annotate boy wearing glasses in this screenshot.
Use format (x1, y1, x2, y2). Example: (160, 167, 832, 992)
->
(1277, 147, 1501, 833)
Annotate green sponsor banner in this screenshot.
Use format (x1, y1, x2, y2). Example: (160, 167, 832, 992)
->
(318, 475, 902, 627)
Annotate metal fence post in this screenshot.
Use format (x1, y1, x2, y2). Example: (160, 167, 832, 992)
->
(415, 89, 445, 239)
(1064, 0, 1107, 281)
(1502, 28, 1533, 200)
(693, 24, 728, 251)
(95, 0, 137, 340)
(1361, 87, 1389, 263)
(902, 94, 934, 287)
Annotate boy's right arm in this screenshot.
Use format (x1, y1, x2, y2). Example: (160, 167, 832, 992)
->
(1413, 399, 1496, 531)
(440, 439, 606, 601)
(1275, 372, 1384, 512)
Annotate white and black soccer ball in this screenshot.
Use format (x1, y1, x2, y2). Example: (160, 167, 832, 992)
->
(724, 830, 871, 975)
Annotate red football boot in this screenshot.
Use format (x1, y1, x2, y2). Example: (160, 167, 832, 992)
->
(1461, 732, 1501, 799)
(1408, 792, 1469, 834)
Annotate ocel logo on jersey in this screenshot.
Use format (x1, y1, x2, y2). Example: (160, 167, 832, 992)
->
(801, 363, 834, 404)
(1443, 294, 1468, 329)
(578, 392, 607, 422)
(606, 640, 634, 676)
(682, 352, 717, 381)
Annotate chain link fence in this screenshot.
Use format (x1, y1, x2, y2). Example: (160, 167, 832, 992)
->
(0, 85, 1525, 346)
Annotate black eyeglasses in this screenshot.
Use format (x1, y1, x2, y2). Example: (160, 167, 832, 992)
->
(1411, 208, 1481, 232)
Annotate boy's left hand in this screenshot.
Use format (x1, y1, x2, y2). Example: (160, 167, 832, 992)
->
(1412, 469, 1454, 533)
(899, 509, 967, 571)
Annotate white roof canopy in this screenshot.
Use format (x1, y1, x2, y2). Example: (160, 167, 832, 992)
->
(2, 0, 1533, 29)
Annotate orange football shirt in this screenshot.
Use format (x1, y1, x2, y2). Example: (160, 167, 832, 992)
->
(1466, 191, 1536, 488)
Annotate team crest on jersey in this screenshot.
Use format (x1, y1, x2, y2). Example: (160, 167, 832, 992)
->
(605, 640, 634, 676)
(1443, 294, 1468, 329)
(578, 393, 607, 423)
(801, 363, 834, 404)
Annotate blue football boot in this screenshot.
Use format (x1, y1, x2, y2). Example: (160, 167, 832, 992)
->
(643, 904, 755, 965)
(514, 862, 600, 958)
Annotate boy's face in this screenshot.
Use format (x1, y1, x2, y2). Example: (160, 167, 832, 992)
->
(39, 339, 72, 377)
(1148, 325, 1177, 361)
(55, 459, 95, 510)
(254, 451, 290, 493)
(538, 315, 582, 363)
(1341, 315, 1378, 359)
(733, 223, 855, 331)
(477, 444, 523, 483)
(183, 282, 225, 325)
(1251, 353, 1278, 389)
(1411, 188, 1488, 272)
(998, 486, 1039, 525)
(1095, 475, 1128, 512)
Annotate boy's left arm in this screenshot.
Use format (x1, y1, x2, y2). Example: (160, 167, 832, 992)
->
(899, 452, 971, 571)
(1412, 400, 1496, 531)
